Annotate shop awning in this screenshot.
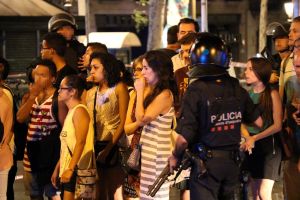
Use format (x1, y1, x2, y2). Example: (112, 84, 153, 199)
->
(78, 32, 142, 48)
(0, 0, 66, 16)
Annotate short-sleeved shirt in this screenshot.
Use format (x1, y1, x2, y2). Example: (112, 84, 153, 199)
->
(174, 66, 189, 116)
(175, 75, 260, 149)
(172, 54, 186, 72)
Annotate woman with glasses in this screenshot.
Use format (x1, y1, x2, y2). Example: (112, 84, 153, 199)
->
(123, 55, 144, 200)
(51, 75, 95, 200)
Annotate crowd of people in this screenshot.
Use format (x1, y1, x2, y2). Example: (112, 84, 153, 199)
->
(1, 11, 300, 200)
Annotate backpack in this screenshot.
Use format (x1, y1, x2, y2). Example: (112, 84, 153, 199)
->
(198, 79, 243, 148)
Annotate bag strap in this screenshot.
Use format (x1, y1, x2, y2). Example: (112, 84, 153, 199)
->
(0, 124, 8, 145)
(66, 144, 96, 170)
(93, 87, 98, 138)
(66, 144, 73, 157)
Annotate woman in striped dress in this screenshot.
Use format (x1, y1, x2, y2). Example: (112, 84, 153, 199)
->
(134, 50, 177, 200)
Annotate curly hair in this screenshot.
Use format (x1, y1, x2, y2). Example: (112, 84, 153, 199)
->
(89, 52, 121, 88)
(35, 59, 57, 78)
(143, 50, 178, 108)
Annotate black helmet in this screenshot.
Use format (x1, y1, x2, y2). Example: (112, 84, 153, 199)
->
(48, 13, 77, 32)
(272, 23, 290, 39)
(190, 32, 230, 69)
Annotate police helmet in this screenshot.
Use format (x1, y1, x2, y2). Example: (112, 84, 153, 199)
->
(266, 22, 290, 39)
(272, 23, 290, 39)
(190, 32, 230, 69)
(48, 13, 77, 32)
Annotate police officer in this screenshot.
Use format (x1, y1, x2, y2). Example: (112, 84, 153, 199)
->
(269, 23, 291, 88)
(168, 33, 263, 200)
(48, 13, 86, 72)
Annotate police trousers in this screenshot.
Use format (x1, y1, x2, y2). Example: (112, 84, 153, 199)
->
(190, 156, 239, 200)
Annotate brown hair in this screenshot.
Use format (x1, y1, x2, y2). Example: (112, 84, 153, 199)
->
(248, 57, 273, 123)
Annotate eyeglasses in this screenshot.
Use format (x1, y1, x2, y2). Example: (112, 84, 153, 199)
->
(58, 87, 71, 91)
(41, 47, 51, 51)
(133, 68, 142, 72)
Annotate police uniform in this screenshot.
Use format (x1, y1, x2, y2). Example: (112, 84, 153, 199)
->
(173, 33, 261, 200)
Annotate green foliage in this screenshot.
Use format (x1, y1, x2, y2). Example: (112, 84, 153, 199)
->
(138, 0, 149, 6)
(132, 0, 149, 32)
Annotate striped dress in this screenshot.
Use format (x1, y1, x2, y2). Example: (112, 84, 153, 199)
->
(140, 107, 175, 200)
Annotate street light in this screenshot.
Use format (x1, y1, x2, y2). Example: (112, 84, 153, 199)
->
(64, 0, 73, 7)
(284, 2, 293, 21)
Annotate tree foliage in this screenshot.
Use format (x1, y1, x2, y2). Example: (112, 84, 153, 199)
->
(132, 0, 149, 32)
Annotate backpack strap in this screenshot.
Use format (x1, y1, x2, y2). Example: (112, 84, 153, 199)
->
(51, 91, 61, 130)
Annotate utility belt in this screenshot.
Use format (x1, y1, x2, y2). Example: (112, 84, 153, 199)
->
(194, 143, 241, 164)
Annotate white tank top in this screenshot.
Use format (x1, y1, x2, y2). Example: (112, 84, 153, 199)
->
(59, 104, 94, 177)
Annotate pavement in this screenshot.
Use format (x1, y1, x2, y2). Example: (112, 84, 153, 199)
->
(14, 161, 284, 200)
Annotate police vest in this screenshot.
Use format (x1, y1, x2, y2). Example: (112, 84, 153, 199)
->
(197, 79, 242, 148)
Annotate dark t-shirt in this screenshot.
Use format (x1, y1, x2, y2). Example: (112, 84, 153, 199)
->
(54, 65, 78, 89)
(65, 39, 86, 71)
(174, 66, 189, 116)
(175, 75, 260, 149)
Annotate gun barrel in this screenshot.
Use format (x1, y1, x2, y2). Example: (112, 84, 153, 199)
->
(147, 164, 170, 197)
(146, 149, 195, 197)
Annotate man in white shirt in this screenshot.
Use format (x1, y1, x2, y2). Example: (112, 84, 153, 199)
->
(172, 18, 199, 72)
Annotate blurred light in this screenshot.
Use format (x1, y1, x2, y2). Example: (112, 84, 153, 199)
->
(255, 53, 263, 58)
(200, 46, 205, 52)
(211, 48, 216, 56)
(64, 0, 73, 7)
(284, 2, 293, 20)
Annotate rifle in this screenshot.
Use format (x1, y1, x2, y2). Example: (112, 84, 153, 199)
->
(147, 149, 207, 197)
